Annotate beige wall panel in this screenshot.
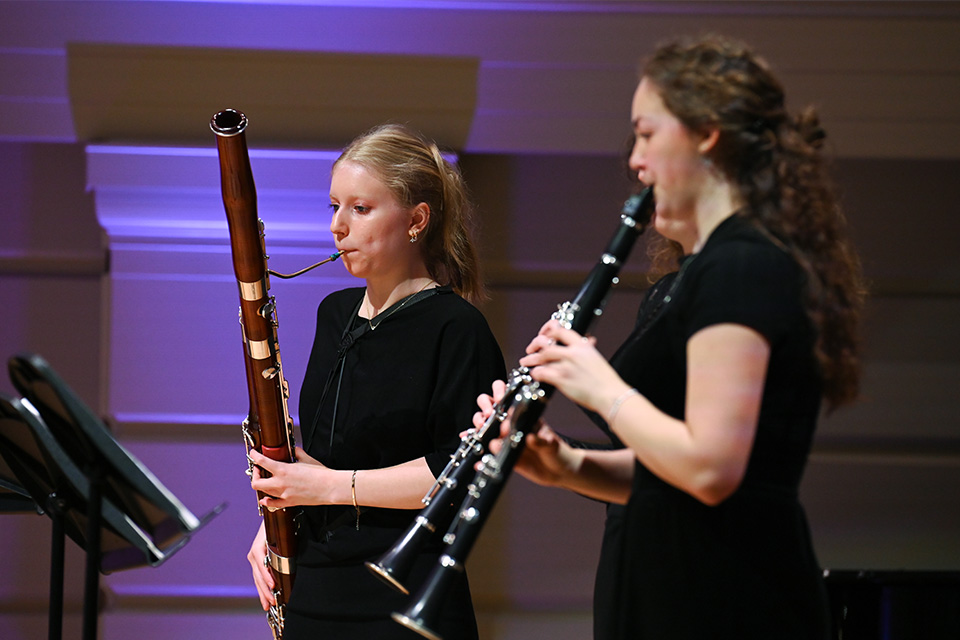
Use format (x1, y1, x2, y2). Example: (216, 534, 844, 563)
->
(0, 50, 65, 97)
(67, 44, 478, 150)
(819, 361, 960, 443)
(0, 612, 85, 640)
(0, 50, 72, 142)
(784, 71, 960, 122)
(836, 159, 960, 291)
(0, 101, 73, 142)
(5, 2, 959, 158)
(803, 455, 960, 570)
(861, 297, 960, 363)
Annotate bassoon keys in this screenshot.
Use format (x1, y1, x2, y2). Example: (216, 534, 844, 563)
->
(211, 109, 306, 639)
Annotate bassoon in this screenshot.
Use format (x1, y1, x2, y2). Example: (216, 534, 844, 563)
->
(368, 187, 656, 640)
(210, 109, 301, 639)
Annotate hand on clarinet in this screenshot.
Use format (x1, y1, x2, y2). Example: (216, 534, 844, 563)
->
(520, 319, 625, 415)
(473, 379, 580, 489)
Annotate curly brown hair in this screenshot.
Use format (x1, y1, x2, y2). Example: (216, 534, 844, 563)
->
(640, 35, 866, 410)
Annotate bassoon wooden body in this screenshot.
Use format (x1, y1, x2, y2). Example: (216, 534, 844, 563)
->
(211, 109, 296, 639)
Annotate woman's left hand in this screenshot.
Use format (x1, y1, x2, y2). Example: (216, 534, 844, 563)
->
(249, 446, 331, 510)
(519, 319, 627, 413)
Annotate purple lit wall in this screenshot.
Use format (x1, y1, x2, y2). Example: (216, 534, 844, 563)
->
(2, 2, 960, 640)
(88, 145, 352, 639)
(89, 145, 346, 426)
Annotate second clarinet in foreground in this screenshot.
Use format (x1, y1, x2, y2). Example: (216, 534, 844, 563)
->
(368, 187, 655, 640)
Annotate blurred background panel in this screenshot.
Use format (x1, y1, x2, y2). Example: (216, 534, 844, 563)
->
(1, 2, 958, 639)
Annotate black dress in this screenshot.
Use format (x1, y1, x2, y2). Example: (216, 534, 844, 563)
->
(594, 214, 831, 640)
(286, 285, 506, 639)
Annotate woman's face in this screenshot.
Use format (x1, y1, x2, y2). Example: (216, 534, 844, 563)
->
(628, 78, 710, 243)
(329, 160, 417, 282)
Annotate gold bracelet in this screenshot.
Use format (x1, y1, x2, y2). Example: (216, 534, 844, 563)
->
(351, 470, 360, 530)
(607, 388, 639, 426)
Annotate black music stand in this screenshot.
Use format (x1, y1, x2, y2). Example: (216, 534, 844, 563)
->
(2, 353, 225, 640)
(0, 435, 43, 622)
(0, 444, 37, 513)
(1, 394, 161, 640)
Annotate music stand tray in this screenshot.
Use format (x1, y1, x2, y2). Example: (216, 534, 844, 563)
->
(0, 394, 183, 571)
(8, 353, 223, 552)
(2, 353, 226, 640)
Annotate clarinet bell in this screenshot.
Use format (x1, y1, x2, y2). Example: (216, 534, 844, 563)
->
(366, 515, 437, 594)
(391, 553, 463, 640)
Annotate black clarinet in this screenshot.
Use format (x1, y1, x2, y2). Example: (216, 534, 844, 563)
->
(388, 187, 655, 640)
(366, 364, 533, 594)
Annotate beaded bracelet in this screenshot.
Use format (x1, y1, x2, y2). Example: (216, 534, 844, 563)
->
(607, 388, 639, 426)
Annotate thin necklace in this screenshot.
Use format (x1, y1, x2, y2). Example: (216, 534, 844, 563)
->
(367, 279, 437, 330)
(633, 254, 696, 339)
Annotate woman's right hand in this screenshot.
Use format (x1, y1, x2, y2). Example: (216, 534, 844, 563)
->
(248, 522, 276, 611)
(473, 379, 507, 429)
(490, 420, 575, 488)
(476, 380, 577, 489)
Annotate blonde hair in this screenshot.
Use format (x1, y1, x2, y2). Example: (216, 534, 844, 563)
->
(334, 124, 485, 302)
